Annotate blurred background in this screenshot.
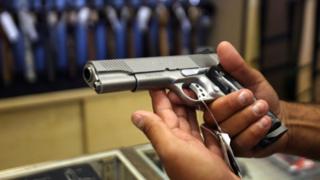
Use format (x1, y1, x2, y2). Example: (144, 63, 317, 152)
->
(0, 0, 319, 179)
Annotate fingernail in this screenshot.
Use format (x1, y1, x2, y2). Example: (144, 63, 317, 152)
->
(252, 101, 267, 116)
(239, 90, 250, 105)
(258, 116, 271, 129)
(132, 113, 144, 129)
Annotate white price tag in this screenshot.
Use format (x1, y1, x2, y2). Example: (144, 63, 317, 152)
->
(137, 6, 152, 30)
(78, 7, 90, 24)
(0, 12, 20, 42)
(221, 132, 231, 145)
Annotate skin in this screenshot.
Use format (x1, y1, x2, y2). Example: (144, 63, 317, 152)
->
(203, 41, 289, 157)
(203, 42, 320, 159)
(131, 41, 320, 179)
(132, 89, 239, 180)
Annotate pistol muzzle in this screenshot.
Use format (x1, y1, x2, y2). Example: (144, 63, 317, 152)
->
(83, 64, 136, 93)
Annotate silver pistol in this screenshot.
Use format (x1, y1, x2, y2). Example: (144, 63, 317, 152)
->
(83, 54, 287, 148)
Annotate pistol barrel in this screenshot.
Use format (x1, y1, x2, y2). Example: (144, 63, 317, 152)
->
(83, 64, 136, 93)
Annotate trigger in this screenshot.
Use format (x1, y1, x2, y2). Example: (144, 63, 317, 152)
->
(189, 83, 211, 101)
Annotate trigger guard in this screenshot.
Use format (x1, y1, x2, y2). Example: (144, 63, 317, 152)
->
(171, 83, 200, 106)
(170, 83, 214, 106)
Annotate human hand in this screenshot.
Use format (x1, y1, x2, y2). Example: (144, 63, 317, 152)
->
(132, 90, 239, 180)
(203, 41, 289, 157)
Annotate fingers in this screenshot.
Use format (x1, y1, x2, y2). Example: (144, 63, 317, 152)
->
(149, 90, 179, 129)
(131, 110, 174, 153)
(231, 116, 272, 156)
(217, 41, 280, 113)
(217, 41, 266, 89)
(204, 89, 254, 126)
(202, 85, 274, 157)
(169, 92, 201, 140)
(219, 100, 269, 137)
(201, 125, 223, 157)
(150, 90, 200, 139)
(172, 105, 191, 132)
(187, 108, 201, 140)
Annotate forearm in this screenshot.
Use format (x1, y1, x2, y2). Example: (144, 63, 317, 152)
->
(280, 101, 320, 159)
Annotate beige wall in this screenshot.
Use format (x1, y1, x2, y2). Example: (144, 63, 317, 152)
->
(0, 90, 150, 170)
(0, 101, 84, 170)
(83, 91, 150, 153)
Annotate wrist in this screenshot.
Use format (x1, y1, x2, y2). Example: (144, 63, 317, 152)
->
(276, 101, 320, 159)
(278, 100, 289, 124)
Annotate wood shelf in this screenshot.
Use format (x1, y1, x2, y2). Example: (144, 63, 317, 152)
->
(0, 88, 96, 112)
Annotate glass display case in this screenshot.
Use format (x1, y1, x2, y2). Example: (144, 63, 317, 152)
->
(0, 144, 319, 180)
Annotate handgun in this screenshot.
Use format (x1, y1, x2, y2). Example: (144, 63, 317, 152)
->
(83, 54, 287, 148)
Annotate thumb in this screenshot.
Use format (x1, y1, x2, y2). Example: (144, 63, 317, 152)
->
(131, 111, 173, 150)
(217, 41, 266, 88)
